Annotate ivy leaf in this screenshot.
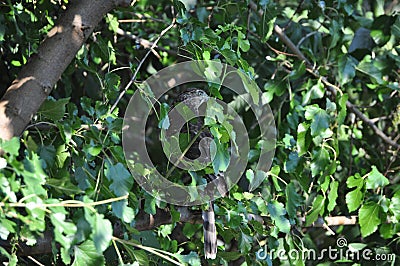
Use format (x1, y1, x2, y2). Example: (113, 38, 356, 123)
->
(38, 144, 56, 169)
(304, 105, 330, 137)
(267, 200, 290, 233)
(284, 151, 299, 173)
(285, 182, 304, 218)
(22, 153, 47, 196)
(238, 71, 259, 105)
(357, 58, 383, 84)
(0, 137, 20, 156)
(50, 205, 77, 264)
(125, 249, 149, 266)
(338, 54, 357, 85)
(359, 202, 383, 237)
(144, 194, 157, 215)
(296, 122, 310, 156)
(91, 213, 112, 252)
(211, 140, 229, 173)
(72, 240, 105, 266)
(365, 166, 389, 190)
(38, 97, 70, 121)
(238, 231, 252, 253)
(217, 251, 242, 261)
(112, 200, 135, 223)
(175, 251, 201, 266)
(310, 147, 330, 177)
(0, 218, 16, 240)
(104, 162, 133, 196)
(221, 49, 237, 65)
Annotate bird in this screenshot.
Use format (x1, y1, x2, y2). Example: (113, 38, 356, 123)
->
(173, 88, 227, 259)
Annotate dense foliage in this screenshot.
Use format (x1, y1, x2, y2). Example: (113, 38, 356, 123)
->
(0, 0, 399, 265)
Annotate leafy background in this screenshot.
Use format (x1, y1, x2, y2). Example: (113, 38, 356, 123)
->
(0, 0, 399, 265)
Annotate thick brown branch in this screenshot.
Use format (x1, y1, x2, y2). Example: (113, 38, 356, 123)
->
(0, 0, 132, 140)
(249, 0, 399, 149)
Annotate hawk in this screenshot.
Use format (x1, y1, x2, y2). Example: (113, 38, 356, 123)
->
(173, 88, 227, 259)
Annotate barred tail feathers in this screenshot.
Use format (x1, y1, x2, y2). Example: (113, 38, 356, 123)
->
(202, 203, 217, 259)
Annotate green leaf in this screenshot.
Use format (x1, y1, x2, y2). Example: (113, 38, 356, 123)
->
(211, 140, 229, 173)
(220, 49, 237, 64)
(22, 153, 47, 196)
(357, 58, 384, 84)
(132, 250, 149, 266)
(0, 137, 20, 156)
(253, 196, 268, 215)
(106, 14, 119, 33)
(306, 195, 325, 226)
(0, 218, 16, 240)
(267, 200, 290, 233)
(72, 240, 105, 266)
(112, 200, 135, 223)
(379, 223, 394, 239)
(346, 173, 364, 189)
(104, 162, 133, 196)
(284, 151, 299, 173)
(337, 93, 348, 126)
(346, 188, 364, 212)
(175, 251, 201, 266)
(338, 54, 357, 85)
(238, 71, 259, 105)
(296, 122, 310, 156)
(302, 79, 324, 104)
(310, 147, 330, 177)
(327, 181, 338, 212)
(304, 105, 330, 137)
(365, 166, 389, 190)
(285, 182, 303, 218)
(92, 213, 112, 252)
(238, 231, 252, 253)
(38, 97, 70, 121)
(359, 202, 383, 237)
(237, 30, 250, 52)
(217, 251, 242, 261)
(38, 144, 56, 169)
(158, 103, 170, 129)
(144, 194, 157, 215)
(389, 191, 400, 222)
(50, 205, 77, 264)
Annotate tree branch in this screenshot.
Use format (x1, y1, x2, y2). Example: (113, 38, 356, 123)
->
(0, 0, 132, 141)
(248, 0, 399, 149)
(0, 205, 366, 257)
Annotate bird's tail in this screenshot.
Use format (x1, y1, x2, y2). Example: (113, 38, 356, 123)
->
(202, 203, 217, 259)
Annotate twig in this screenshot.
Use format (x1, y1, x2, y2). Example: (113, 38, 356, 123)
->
(110, 17, 176, 114)
(0, 194, 128, 208)
(248, 0, 400, 149)
(116, 27, 178, 57)
(26, 122, 106, 131)
(113, 237, 185, 266)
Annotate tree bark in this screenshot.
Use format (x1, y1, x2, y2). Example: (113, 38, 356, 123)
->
(0, 0, 131, 140)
